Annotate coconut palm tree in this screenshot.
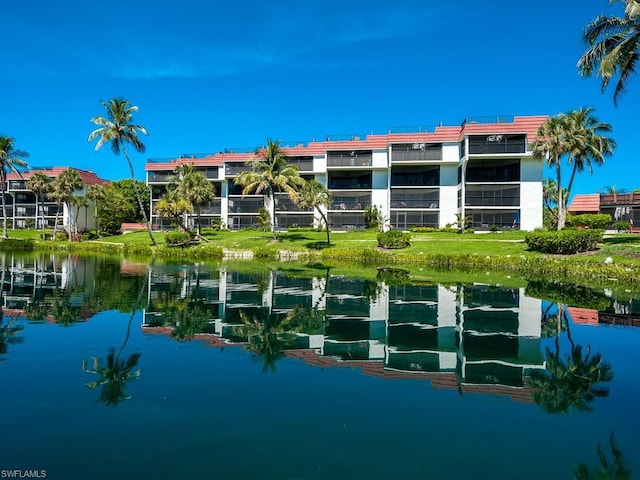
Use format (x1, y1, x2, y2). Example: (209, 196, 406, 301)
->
(573, 433, 632, 480)
(0, 137, 29, 239)
(70, 194, 88, 236)
(49, 187, 66, 241)
(531, 116, 572, 230)
(85, 184, 105, 236)
(26, 172, 53, 239)
(578, 0, 640, 105)
(295, 179, 332, 245)
(53, 169, 83, 236)
(155, 188, 192, 230)
(88, 98, 156, 245)
(564, 107, 616, 200)
(175, 164, 216, 237)
(235, 139, 305, 240)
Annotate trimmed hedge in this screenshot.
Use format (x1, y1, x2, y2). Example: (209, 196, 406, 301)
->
(566, 214, 611, 229)
(525, 229, 602, 254)
(377, 230, 411, 249)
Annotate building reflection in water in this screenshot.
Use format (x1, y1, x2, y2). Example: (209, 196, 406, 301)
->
(142, 266, 549, 402)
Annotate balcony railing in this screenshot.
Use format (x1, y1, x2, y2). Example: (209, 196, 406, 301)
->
(465, 186, 520, 207)
(274, 195, 312, 212)
(198, 200, 222, 215)
(225, 163, 249, 176)
(327, 152, 372, 168)
(330, 194, 371, 211)
(148, 172, 173, 182)
(228, 198, 263, 214)
(468, 135, 526, 155)
(600, 193, 640, 205)
(288, 158, 314, 172)
(390, 199, 439, 209)
(391, 145, 442, 162)
(15, 207, 36, 216)
(8, 181, 26, 190)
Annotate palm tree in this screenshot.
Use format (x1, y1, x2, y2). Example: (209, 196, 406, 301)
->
(234, 139, 305, 240)
(26, 172, 53, 239)
(54, 169, 83, 236)
(70, 194, 88, 236)
(175, 164, 216, 237)
(88, 97, 157, 245)
(573, 433, 632, 480)
(295, 179, 332, 244)
(85, 184, 106, 236)
(564, 107, 616, 200)
(49, 187, 66, 241)
(578, 0, 640, 105)
(155, 188, 192, 229)
(0, 137, 29, 239)
(531, 116, 572, 230)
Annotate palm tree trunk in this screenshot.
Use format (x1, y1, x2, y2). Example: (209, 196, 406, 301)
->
(53, 202, 61, 241)
(566, 160, 578, 204)
(122, 146, 157, 246)
(316, 207, 330, 244)
(268, 191, 276, 240)
(1, 170, 8, 240)
(196, 206, 201, 236)
(556, 160, 565, 230)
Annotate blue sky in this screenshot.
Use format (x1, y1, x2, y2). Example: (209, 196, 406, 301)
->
(1, 0, 637, 196)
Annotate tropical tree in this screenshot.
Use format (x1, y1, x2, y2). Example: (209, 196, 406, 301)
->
(82, 273, 147, 406)
(53, 169, 83, 235)
(155, 188, 192, 229)
(234, 139, 305, 239)
(88, 97, 156, 245)
(85, 184, 106, 236)
(109, 179, 150, 222)
(564, 107, 616, 200)
(174, 164, 216, 237)
(70, 194, 88, 235)
(26, 172, 53, 239)
(49, 187, 66, 241)
(578, 0, 640, 105)
(96, 185, 136, 235)
(0, 137, 29, 239)
(532, 109, 615, 230)
(573, 434, 632, 480)
(295, 179, 332, 244)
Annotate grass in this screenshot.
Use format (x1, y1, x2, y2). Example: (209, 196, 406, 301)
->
(1, 227, 639, 291)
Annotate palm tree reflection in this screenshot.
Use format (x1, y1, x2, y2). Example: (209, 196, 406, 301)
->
(573, 434, 631, 480)
(82, 273, 147, 406)
(529, 303, 613, 414)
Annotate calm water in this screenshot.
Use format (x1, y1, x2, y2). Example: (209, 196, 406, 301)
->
(1, 253, 639, 480)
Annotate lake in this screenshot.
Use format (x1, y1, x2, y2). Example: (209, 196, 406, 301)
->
(1, 253, 639, 479)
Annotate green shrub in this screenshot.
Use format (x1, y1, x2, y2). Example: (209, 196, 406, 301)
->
(566, 213, 611, 230)
(525, 229, 602, 254)
(253, 247, 278, 259)
(165, 231, 192, 246)
(409, 226, 439, 233)
(614, 221, 631, 233)
(287, 226, 322, 232)
(377, 230, 411, 249)
(489, 224, 500, 233)
(462, 228, 475, 235)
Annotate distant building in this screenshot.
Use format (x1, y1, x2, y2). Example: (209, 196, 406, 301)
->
(5, 167, 109, 232)
(569, 192, 640, 229)
(146, 115, 549, 231)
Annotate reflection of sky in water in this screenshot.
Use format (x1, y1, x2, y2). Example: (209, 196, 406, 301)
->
(0, 256, 639, 479)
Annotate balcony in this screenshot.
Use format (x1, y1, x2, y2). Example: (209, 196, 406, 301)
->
(328, 172, 372, 190)
(330, 193, 371, 211)
(148, 171, 173, 182)
(15, 206, 36, 216)
(198, 200, 222, 215)
(327, 151, 372, 168)
(600, 193, 640, 205)
(468, 134, 526, 155)
(274, 194, 311, 212)
(465, 185, 520, 207)
(391, 143, 442, 162)
(228, 197, 263, 214)
(201, 167, 219, 180)
(288, 157, 314, 172)
(391, 166, 439, 187)
(391, 189, 439, 209)
(225, 163, 249, 176)
(8, 180, 27, 190)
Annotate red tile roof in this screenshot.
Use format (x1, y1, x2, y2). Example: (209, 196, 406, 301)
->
(568, 194, 600, 213)
(7, 167, 109, 186)
(145, 115, 550, 170)
(567, 307, 599, 326)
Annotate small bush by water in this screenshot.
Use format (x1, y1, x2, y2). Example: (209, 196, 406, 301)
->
(525, 229, 602, 254)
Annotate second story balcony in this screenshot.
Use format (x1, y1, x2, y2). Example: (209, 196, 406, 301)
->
(274, 194, 312, 212)
(330, 193, 371, 211)
(600, 192, 640, 205)
(199, 199, 222, 215)
(228, 197, 263, 214)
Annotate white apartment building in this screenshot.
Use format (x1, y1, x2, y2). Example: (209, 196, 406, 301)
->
(145, 115, 548, 231)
